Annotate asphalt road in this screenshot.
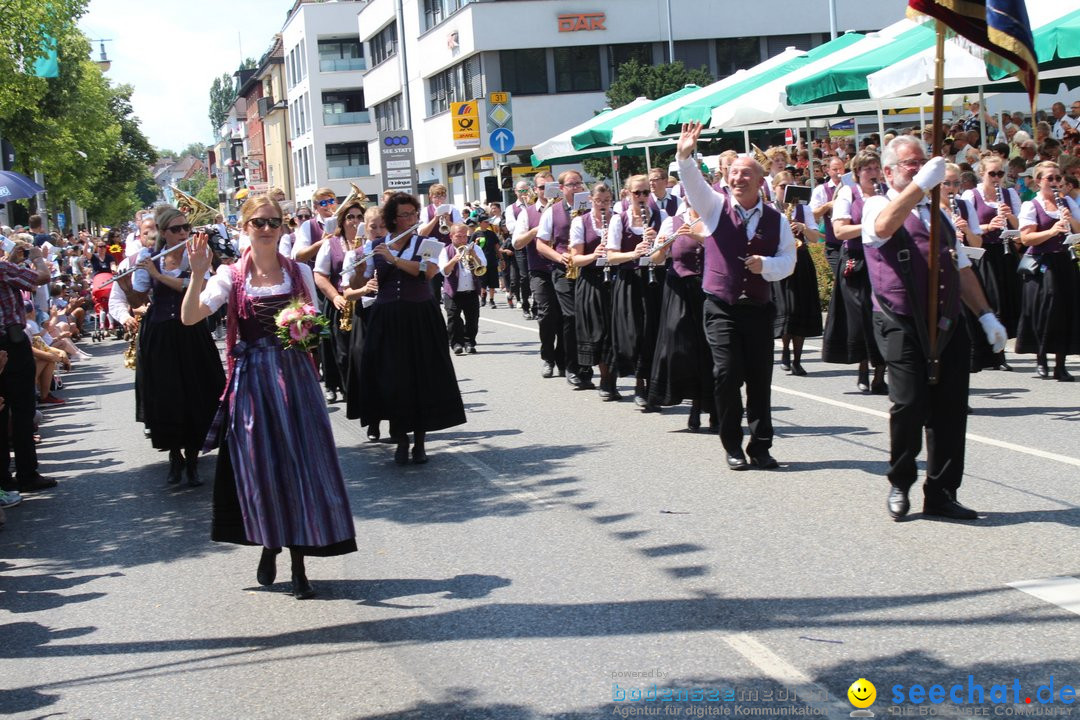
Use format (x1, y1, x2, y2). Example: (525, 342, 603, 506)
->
(2, 307, 1079, 720)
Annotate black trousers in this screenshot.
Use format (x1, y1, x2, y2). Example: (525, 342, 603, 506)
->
(443, 290, 480, 348)
(873, 311, 971, 501)
(515, 250, 532, 312)
(0, 332, 39, 481)
(703, 296, 775, 457)
(501, 252, 521, 302)
(530, 270, 564, 369)
(825, 243, 843, 276)
(552, 267, 586, 377)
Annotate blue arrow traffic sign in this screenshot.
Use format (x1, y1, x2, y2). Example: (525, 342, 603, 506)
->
(489, 128, 515, 154)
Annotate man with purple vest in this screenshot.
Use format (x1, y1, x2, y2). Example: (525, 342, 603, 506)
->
(676, 122, 796, 471)
(438, 223, 487, 354)
(811, 156, 848, 271)
(513, 171, 566, 378)
(862, 136, 1007, 522)
(537, 169, 594, 389)
(505, 180, 534, 319)
(419, 184, 463, 307)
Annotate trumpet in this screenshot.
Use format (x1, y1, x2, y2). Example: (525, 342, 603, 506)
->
(439, 213, 451, 235)
(461, 242, 487, 277)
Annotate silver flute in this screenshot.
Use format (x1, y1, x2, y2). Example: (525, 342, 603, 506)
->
(99, 241, 188, 287)
(339, 222, 422, 275)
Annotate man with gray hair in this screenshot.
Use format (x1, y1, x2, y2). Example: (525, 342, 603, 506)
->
(860, 135, 1007, 522)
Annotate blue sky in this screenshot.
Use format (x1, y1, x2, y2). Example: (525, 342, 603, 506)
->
(78, 0, 295, 153)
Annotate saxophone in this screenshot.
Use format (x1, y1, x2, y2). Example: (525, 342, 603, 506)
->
(123, 316, 140, 370)
(339, 299, 354, 331)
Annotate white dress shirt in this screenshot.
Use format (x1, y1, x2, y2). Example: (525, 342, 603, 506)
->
(860, 189, 972, 270)
(437, 243, 488, 293)
(200, 262, 318, 313)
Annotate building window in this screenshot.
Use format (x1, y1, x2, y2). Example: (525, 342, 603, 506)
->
(299, 39, 307, 79)
(374, 94, 403, 132)
(422, 0, 473, 32)
(673, 40, 711, 75)
(766, 33, 814, 57)
(554, 46, 601, 93)
(370, 23, 397, 67)
(326, 142, 370, 179)
(716, 37, 760, 77)
(499, 49, 547, 95)
(323, 90, 368, 126)
(427, 56, 482, 116)
(608, 43, 653, 80)
(318, 38, 365, 72)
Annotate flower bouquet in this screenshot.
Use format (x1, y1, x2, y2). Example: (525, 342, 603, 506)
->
(274, 300, 329, 352)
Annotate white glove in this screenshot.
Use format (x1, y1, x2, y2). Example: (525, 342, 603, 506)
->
(979, 312, 1007, 353)
(913, 156, 946, 193)
(435, 204, 454, 216)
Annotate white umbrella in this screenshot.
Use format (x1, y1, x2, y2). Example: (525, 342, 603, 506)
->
(531, 98, 652, 165)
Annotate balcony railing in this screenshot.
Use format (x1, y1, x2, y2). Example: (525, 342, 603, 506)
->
(319, 57, 366, 72)
(323, 110, 370, 126)
(327, 164, 370, 179)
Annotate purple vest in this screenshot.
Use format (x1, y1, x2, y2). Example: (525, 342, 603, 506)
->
(523, 204, 554, 273)
(580, 215, 603, 256)
(441, 244, 476, 298)
(823, 182, 839, 247)
(299, 218, 323, 269)
(669, 223, 704, 278)
(617, 208, 662, 253)
(427, 204, 451, 245)
(326, 234, 346, 289)
(550, 202, 572, 254)
(864, 207, 961, 324)
(702, 201, 781, 305)
(1029, 201, 1067, 255)
(373, 237, 433, 304)
(969, 186, 1013, 245)
(655, 194, 678, 217)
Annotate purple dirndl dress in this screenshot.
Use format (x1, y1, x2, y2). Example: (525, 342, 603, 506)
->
(208, 255, 356, 556)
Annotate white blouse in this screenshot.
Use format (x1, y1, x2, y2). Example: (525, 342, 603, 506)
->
(199, 262, 319, 314)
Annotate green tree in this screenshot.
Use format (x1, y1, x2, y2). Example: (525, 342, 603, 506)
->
(181, 142, 208, 159)
(583, 60, 714, 183)
(176, 169, 208, 196)
(207, 73, 234, 137)
(195, 175, 221, 211)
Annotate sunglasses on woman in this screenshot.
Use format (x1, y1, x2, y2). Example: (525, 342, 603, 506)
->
(1042, 175, 1064, 183)
(986, 170, 1006, 178)
(295, 214, 312, 220)
(165, 223, 192, 234)
(631, 190, 650, 197)
(344, 214, 364, 222)
(248, 217, 283, 229)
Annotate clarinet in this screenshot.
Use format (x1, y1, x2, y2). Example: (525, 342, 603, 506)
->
(602, 209, 614, 285)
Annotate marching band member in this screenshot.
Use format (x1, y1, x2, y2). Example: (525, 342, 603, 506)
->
(647, 198, 717, 432)
(357, 193, 466, 465)
(293, 188, 341, 402)
(606, 174, 662, 408)
(314, 196, 365, 399)
(770, 171, 822, 376)
(569, 183, 615, 398)
(505, 181, 534, 318)
(861, 137, 1006, 521)
(649, 167, 679, 218)
(1016, 161, 1080, 381)
(438, 222, 487, 354)
(139, 205, 225, 487)
(513, 171, 565, 378)
(823, 150, 887, 393)
(961, 154, 1023, 368)
(182, 196, 356, 600)
(811, 156, 848, 272)
(676, 123, 796, 471)
(537, 170, 593, 389)
(345, 206, 383, 440)
(419, 184, 462, 305)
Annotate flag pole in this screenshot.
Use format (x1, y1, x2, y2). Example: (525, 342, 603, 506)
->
(927, 21, 945, 385)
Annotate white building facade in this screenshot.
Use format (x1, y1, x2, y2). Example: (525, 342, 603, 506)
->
(282, 0, 381, 206)
(357, 0, 902, 206)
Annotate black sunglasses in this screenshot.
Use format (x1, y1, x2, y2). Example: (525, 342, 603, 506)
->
(166, 223, 192, 234)
(631, 190, 650, 197)
(248, 217, 283, 229)
(295, 213, 312, 220)
(987, 170, 1006, 178)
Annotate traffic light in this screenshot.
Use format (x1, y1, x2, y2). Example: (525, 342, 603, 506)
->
(498, 164, 514, 191)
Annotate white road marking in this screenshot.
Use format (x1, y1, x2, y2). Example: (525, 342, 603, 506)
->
(721, 633, 851, 715)
(1007, 576, 1080, 617)
(480, 317, 1080, 470)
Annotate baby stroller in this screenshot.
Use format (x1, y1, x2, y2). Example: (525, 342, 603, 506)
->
(90, 271, 116, 342)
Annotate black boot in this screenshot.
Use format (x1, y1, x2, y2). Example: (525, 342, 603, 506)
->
(257, 547, 280, 586)
(394, 437, 409, 465)
(687, 402, 702, 432)
(780, 346, 791, 372)
(412, 431, 428, 464)
(167, 448, 183, 485)
(290, 549, 314, 599)
(184, 446, 203, 487)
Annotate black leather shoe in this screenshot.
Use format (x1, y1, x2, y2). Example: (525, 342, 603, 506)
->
(186, 466, 204, 488)
(566, 373, 583, 387)
(394, 442, 410, 465)
(857, 369, 870, 393)
(687, 409, 701, 432)
(726, 453, 750, 471)
(790, 362, 807, 377)
(452, 344, 464, 355)
(923, 498, 979, 520)
(780, 349, 791, 372)
(366, 424, 380, 442)
(870, 380, 889, 395)
(167, 450, 183, 486)
(1054, 367, 1075, 382)
(996, 360, 1013, 371)
(325, 389, 338, 403)
(887, 486, 910, 521)
(411, 447, 428, 464)
(598, 387, 621, 402)
(16, 473, 58, 493)
(634, 393, 648, 409)
(257, 548, 280, 586)
(522, 309, 532, 320)
(750, 453, 779, 470)
(291, 572, 315, 599)
(466, 344, 477, 354)
(541, 362, 554, 379)
(1036, 364, 1050, 379)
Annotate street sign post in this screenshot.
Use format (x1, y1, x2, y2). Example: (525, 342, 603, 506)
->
(378, 131, 417, 196)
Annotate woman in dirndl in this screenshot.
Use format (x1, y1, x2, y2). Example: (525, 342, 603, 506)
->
(138, 205, 225, 487)
(356, 192, 466, 465)
(344, 206, 384, 439)
(570, 183, 615, 399)
(1016, 160, 1080, 381)
(181, 196, 356, 600)
(647, 198, 716, 432)
(770, 171, 822, 376)
(822, 150, 888, 393)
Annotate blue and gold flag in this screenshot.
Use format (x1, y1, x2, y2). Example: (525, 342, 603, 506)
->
(908, 0, 1038, 107)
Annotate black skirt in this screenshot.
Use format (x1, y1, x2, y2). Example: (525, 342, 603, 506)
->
(772, 243, 823, 338)
(319, 294, 346, 392)
(610, 266, 646, 378)
(1015, 252, 1080, 356)
(574, 266, 611, 367)
(821, 246, 883, 365)
(963, 258, 999, 372)
(357, 299, 467, 436)
(141, 317, 225, 451)
(975, 243, 1022, 337)
(648, 272, 715, 411)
